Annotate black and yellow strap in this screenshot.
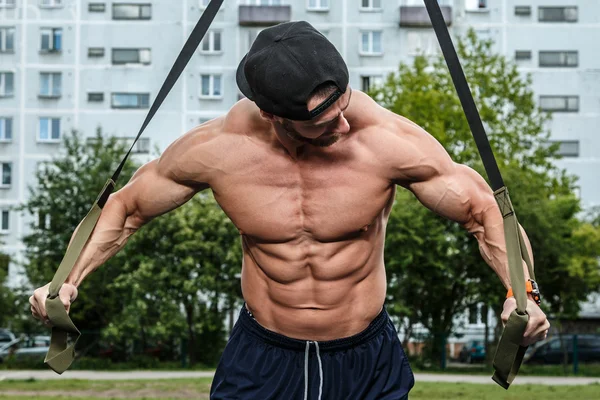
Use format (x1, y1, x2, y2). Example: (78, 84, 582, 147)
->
(44, 0, 224, 374)
(423, 0, 536, 389)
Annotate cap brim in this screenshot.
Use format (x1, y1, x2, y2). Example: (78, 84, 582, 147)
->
(236, 54, 255, 101)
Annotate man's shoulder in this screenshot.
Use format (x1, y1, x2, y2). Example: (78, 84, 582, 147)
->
(349, 91, 414, 136)
(349, 98, 453, 183)
(351, 95, 419, 148)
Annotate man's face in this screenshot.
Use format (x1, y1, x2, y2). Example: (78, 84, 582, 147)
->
(281, 87, 353, 148)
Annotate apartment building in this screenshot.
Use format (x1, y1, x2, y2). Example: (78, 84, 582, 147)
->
(0, 0, 597, 324)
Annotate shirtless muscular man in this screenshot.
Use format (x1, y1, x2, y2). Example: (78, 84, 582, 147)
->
(30, 21, 550, 400)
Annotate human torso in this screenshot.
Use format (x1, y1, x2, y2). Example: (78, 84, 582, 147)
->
(204, 93, 400, 340)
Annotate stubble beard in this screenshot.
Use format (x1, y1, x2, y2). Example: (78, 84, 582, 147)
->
(283, 121, 342, 148)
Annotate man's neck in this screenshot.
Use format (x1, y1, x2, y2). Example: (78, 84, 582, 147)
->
(272, 123, 304, 160)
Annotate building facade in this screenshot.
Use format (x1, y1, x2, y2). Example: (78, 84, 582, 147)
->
(0, 0, 598, 343)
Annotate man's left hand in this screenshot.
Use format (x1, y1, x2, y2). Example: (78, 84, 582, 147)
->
(501, 296, 550, 347)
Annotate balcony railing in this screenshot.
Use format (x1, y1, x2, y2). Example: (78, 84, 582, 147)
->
(239, 5, 291, 26)
(399, 5, 452, 27)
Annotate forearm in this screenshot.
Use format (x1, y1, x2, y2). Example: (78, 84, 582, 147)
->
(470, 205, 534, 291)
(65, 195, 140, 288)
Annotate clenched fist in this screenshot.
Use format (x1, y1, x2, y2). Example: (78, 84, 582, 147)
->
(29, 283, 78, 327)
(501, 296, 550, 347)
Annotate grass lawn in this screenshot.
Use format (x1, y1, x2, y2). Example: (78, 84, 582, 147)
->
(1, 378, 600, 400)
(417, 363, 600, 377)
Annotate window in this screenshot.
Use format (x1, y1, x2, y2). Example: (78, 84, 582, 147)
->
(468, 304, 478, 324)
(201, 31, 222, 54)
(1, 210, 9, 232)
(111, 93, 150, 109)
(129, 137, 150, 154)
(88, 137, 150, 154)
(38, 212, 51, 230)
(39, 0, 63, 8)
(479, 304, 488, 325)
(308, 0, 328, 11)
(246, 28, 264, 52)
(0, 118, 12, 141)
(1, 162, 11, 187)
(0, 27, 15, 53)
(580, 337, 600, 348)
(113, 3, 151, 20)
(0, 0, 16, 8)
(39, 117, 61, 141)
(87, 92, 104, 102)
(539, 7, 577, 22)
(40, 28, 62, 52)
(515, 50, 532, 61)
(0, 72, 14, 97)
(242, 0, 283, 5)
(361, 75, 382, 92)
(114, 137, 150, 154)
(112, 48, 151, 65)
(200, 74, 222, 98)
(39, 72, 62, 98)
(540, 96, 579, 112)
(549, 140, 579, 157)
(360, 0, 381, 11)
(360, 31, 382, 55)
(475, 28, 492, 43)
(514, 6, 531, 16)
(88, 3, 106, 12)
(539, 51, 578, 67)
(88, 47, 105, 57)
(465, 0, 488, 11)
(407, 31, 440, 56)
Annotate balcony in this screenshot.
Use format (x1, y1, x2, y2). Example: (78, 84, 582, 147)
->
(238, 5, 291, 27)
(399, 5, 453, 27)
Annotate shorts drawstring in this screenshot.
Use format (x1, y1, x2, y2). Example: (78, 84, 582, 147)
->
(304, 340, 323, 400)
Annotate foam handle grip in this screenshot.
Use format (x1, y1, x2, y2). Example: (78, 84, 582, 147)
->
(492, 310, 529, 389)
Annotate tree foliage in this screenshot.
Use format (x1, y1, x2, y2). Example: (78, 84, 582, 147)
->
(17, 129, 242, 365)
(372, 29, 600, 362)
(17, 129, 139, 335)
(11, 30, 600, 369)
(106, 192, 242, 365)
(0, 249, 16, 328)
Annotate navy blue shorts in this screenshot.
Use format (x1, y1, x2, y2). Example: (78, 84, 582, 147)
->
(210, 304, 415, 400)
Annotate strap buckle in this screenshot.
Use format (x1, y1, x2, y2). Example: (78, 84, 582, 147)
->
(528, 279, 541, 306)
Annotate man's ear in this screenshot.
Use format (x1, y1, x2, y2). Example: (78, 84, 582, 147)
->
(259, 110, 275, 121)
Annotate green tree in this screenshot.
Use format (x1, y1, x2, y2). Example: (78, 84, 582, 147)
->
(106, 192, 242, 366)
(17, 129, 139, 340)
(18, 128, 243, 366)
(372, 29, 600, 364)
(0, 250, 16, 328)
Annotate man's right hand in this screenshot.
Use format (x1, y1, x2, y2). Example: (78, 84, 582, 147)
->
(29, 283, 78, 327)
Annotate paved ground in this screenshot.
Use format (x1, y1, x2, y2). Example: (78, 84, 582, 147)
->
(1, 370, 599, 385)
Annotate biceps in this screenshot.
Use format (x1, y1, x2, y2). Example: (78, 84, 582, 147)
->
(114, 159, 202, 225)
(408, 163, 495, 228)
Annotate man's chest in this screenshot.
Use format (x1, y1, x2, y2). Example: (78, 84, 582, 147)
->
(209, 141, 395, 242)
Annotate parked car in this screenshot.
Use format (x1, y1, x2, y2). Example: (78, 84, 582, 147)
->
(0, 329, 16, 347)
(524, 334, 600, 364)
(0, 336, 50, 363)
(458, 340, 486, 363)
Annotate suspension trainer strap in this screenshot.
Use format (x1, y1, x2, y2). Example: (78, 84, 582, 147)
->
(44, 0, 224, 374)
(422, 0, 535, 389)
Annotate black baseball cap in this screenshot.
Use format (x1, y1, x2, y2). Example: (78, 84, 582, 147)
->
(236, 21, 349, 121)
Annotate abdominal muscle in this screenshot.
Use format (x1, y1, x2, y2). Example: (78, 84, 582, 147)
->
(240, 229, 388, 341)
